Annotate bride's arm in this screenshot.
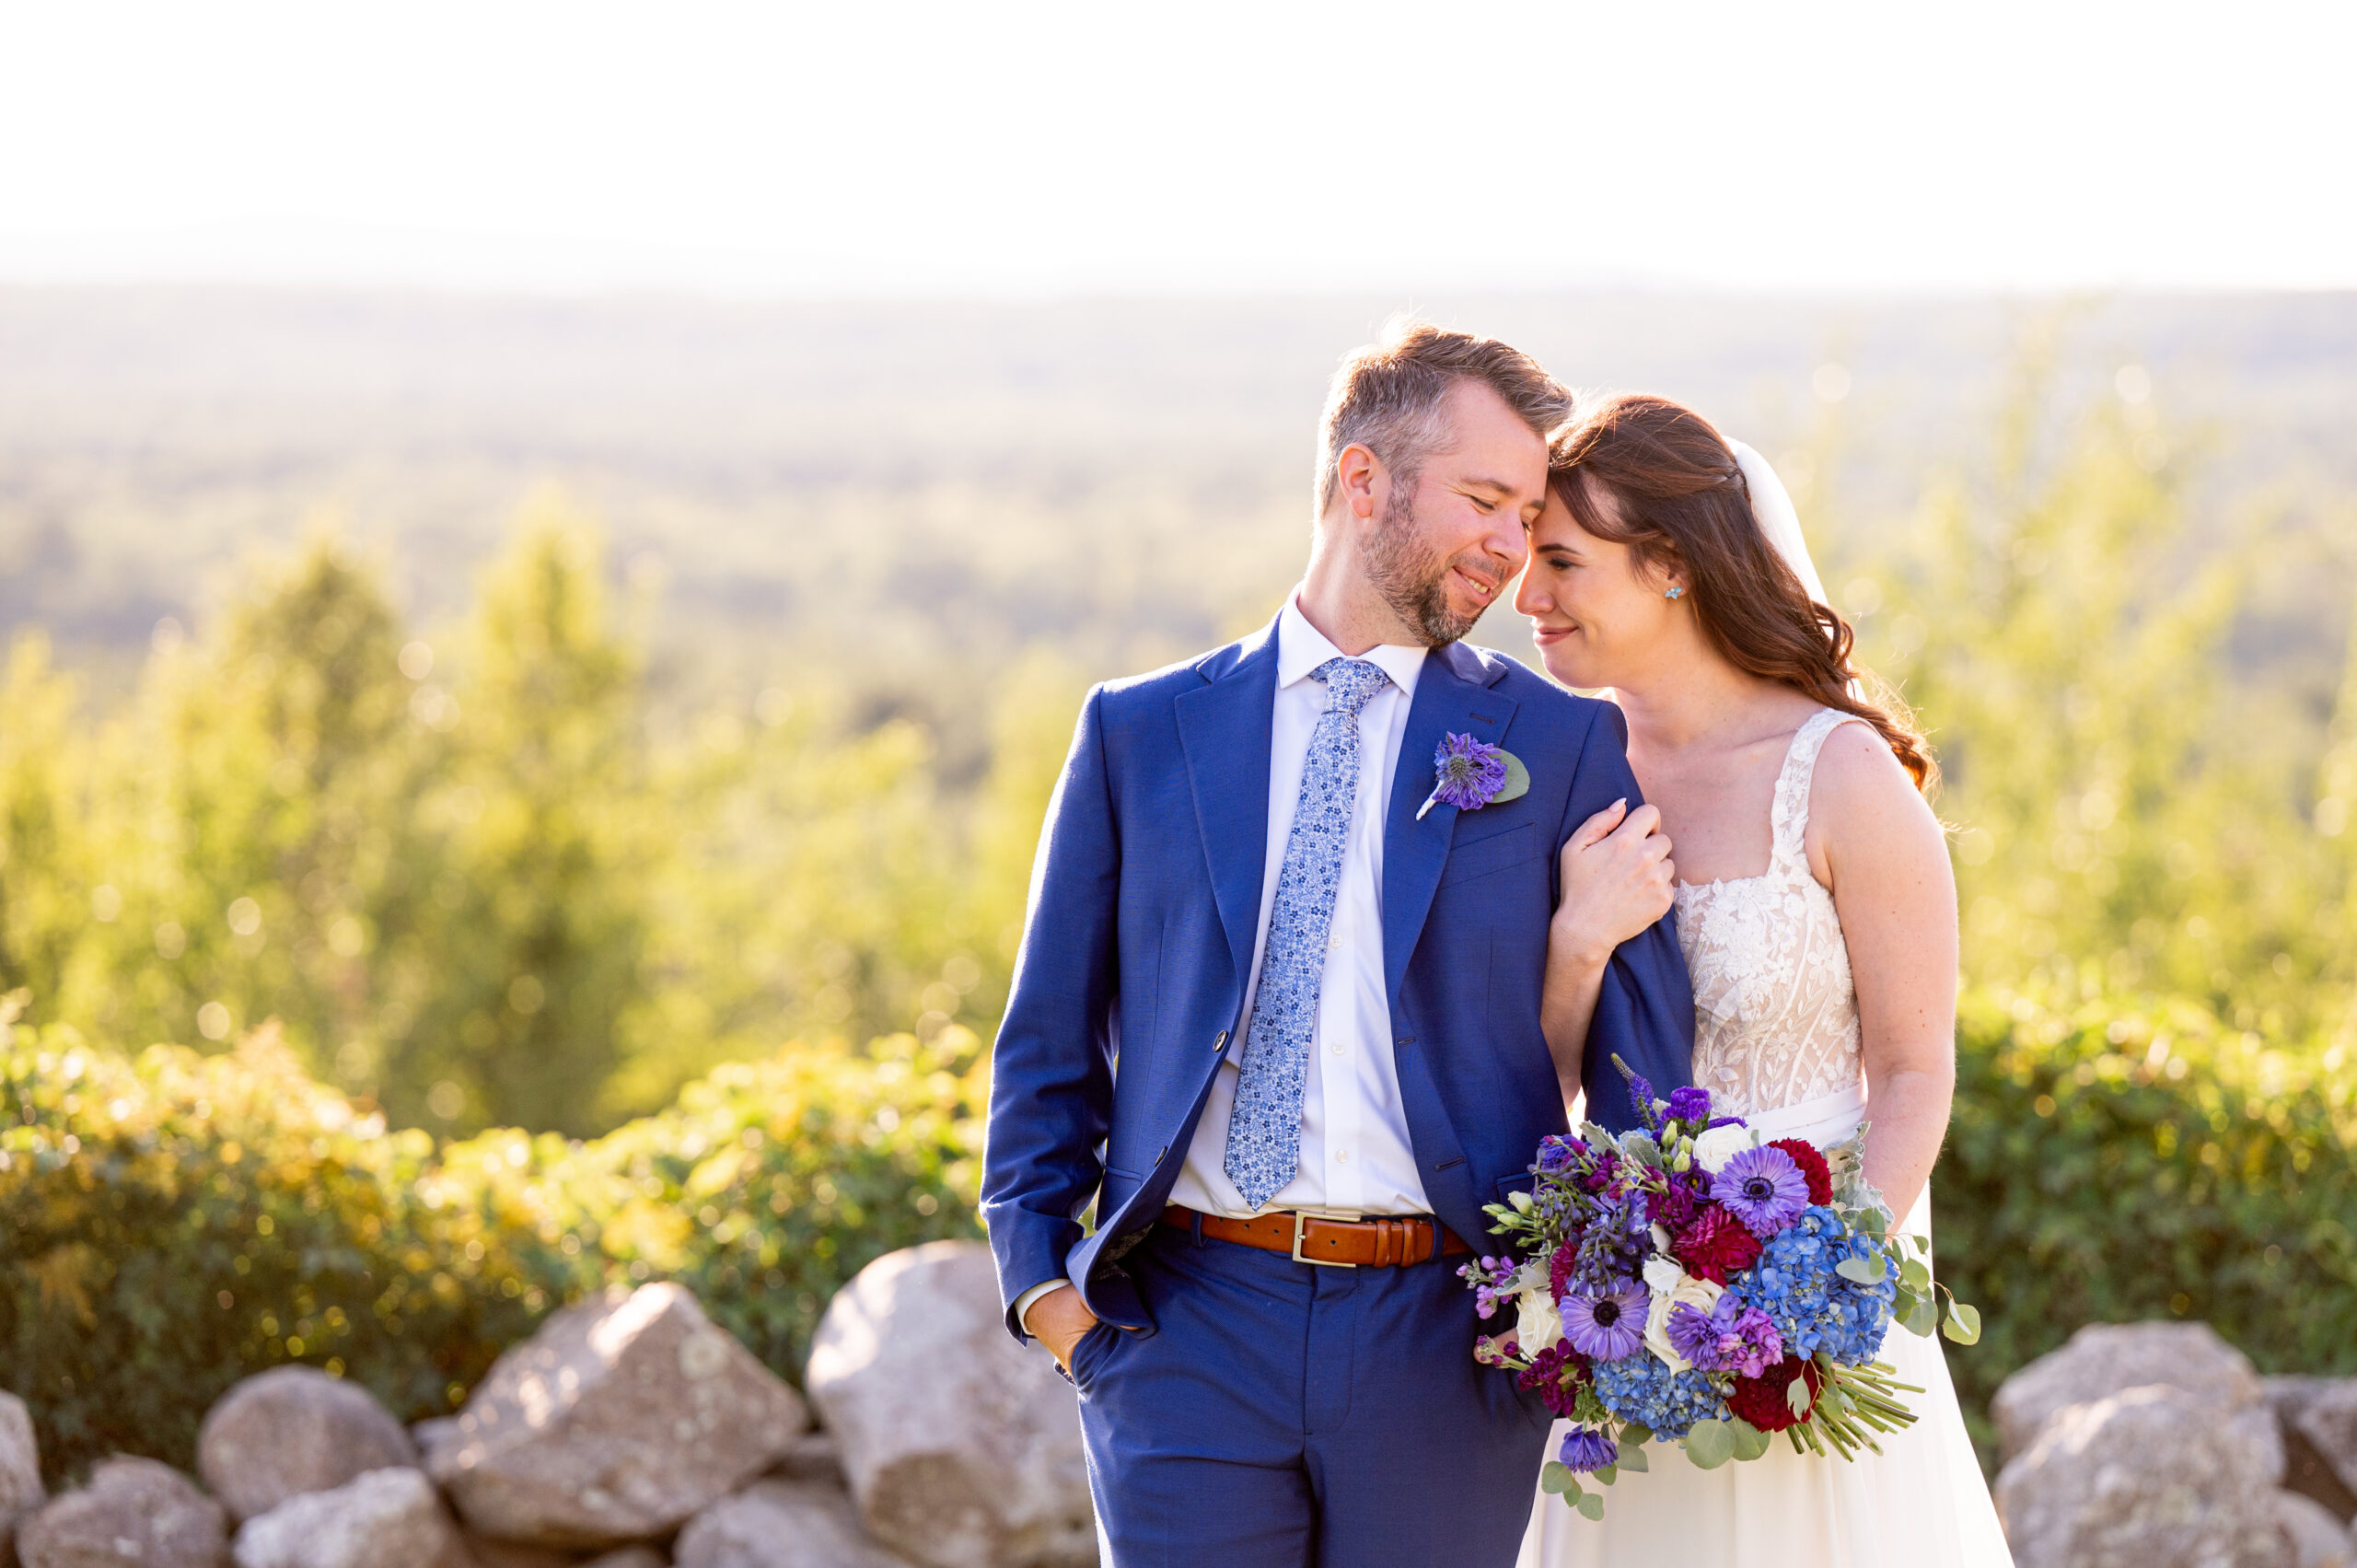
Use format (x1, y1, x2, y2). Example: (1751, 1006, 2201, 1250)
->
(1810, 724, 1958, 1222)
(1542, 798, 1678, 1106)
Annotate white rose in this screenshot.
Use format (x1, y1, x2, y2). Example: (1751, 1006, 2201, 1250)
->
(1689, 1123, 1756, 1176)
(1515, 1288, 1564, 1355)
(1641, 1261, 1724, 1375)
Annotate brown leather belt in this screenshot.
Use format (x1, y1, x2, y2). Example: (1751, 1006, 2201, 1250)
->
(1160, 1203, 1471, 1267)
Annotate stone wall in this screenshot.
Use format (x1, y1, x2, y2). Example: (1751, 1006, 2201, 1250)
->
(8, 1245, 2355, 1567)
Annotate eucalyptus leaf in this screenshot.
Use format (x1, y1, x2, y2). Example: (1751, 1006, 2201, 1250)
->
(1594, 1462, 1617, 1485)
(1729, 1418, 1773, 1461)
(1574, 1491, 1606, 1521)
(1943, 1301, 1983, 1345)
(1901, 1257, 1932, 1289)
(1685, 1419, 1736, 1469)
(1493, 749, 1532, 806)
(1835, 1256, 1887, 1284)
(1539, 1460, 1575, 1496)
(1902, 1295, 1940, 1336)
(1615, 1439, 1650, 1472)
(1786, 1375, 1815, 1417)
(1620, 1423, 1654, 1447)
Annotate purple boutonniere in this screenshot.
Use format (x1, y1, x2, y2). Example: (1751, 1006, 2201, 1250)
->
(1417, 733, 1532, 819)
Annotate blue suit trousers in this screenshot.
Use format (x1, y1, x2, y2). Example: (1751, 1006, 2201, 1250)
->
(1069, 1224, 1552, 1567)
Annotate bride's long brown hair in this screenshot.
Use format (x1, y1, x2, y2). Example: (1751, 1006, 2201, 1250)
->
(1550, 392, 1937, 793)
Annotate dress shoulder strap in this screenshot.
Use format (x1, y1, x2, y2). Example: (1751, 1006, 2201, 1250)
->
(1769, 708, 1871, 872)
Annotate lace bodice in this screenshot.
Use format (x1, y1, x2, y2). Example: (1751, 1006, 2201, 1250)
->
(1672, 708, 1866, 1115)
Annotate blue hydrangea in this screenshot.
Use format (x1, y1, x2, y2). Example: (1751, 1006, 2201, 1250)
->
(1724, 1205, 1897, 1365)
(1590, 1353, 1725, 1440)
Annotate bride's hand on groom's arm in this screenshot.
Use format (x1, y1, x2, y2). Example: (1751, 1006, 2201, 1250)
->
(1540, 799, 1677, 1098)
(1023, 1283, 1100, 1372)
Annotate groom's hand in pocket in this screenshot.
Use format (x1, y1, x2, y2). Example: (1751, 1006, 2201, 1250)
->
(1026, 1283, 1100, 1372)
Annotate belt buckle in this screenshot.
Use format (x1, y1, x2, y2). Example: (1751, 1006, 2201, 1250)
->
(1290, 1207, 1364, 1267)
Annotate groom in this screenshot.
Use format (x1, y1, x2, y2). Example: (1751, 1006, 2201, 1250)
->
(982, 321, 1695, 1564)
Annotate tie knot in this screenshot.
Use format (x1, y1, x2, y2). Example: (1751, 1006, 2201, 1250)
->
(1316, 657, 1389, 715)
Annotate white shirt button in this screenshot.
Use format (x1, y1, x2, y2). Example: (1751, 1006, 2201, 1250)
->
(1328, 932, 1342, 951)
(1330, 1042, 1345, 1055)
(1333, 1147, 1350, 1164)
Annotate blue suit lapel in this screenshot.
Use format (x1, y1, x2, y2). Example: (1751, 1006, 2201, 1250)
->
(1381, 641, 1518, 1007)
(1174, 618, 1281, 999)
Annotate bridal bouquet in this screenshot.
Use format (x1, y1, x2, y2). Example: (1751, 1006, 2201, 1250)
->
(1461, 1063, 1980, 1520)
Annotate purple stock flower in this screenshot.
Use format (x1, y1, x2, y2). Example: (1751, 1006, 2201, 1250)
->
(1562, 1279, 1650, 1361)
(1711, 1144, 1812, 1238)
(1460, 1255, 1521, 1319)
(1422, 733, 1510, 817)
(1559, 1425, 1618, 1472)
(1666, 1086, 1713, 1125)
(1666, 1295, 1785, 1377)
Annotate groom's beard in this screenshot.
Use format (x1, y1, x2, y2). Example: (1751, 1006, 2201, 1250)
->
(1364, 488, 1486, 647)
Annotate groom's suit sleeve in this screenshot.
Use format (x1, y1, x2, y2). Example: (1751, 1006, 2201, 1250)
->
(981, 685, 1121, 1339)
(1559, 701, 1697, 1131)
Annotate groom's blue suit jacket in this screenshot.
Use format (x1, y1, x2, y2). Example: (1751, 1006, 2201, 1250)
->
(981, 617, 1695, 1336)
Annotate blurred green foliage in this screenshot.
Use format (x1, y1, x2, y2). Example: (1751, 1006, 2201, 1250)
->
(0, 502, 1071, 1135)
(0, 995, 981, 1486)
(1940, 989, 2357, 1464)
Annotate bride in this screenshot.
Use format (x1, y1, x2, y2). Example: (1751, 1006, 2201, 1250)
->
(1515, 394, 2013, 1565)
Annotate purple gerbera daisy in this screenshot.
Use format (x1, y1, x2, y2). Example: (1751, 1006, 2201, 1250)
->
(1559, 1425, 1618, 1472)
(1562, 1279, 1650, 1361)
(1710, 1144, 1811, 1238)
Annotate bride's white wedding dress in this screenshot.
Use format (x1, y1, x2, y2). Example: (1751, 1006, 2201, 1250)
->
(1520, 707, 2014, 1567)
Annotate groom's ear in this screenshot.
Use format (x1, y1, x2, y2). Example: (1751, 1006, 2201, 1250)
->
(1329, 441, 1385, 526)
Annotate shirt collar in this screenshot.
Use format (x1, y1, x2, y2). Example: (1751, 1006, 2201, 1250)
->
(1275, 592, 1429, 701)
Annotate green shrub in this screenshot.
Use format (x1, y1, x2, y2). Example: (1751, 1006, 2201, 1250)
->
(1937, 990, 2357, 1464)
(0, 1000, 981, 1487)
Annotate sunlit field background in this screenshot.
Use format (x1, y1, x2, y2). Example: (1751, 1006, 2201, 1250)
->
(5, 0, 2355, 1488)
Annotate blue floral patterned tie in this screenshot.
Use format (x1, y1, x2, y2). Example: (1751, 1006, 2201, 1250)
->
(1225, 656, 1391, 1211)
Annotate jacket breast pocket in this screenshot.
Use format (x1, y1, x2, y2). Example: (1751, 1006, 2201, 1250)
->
(1439, 822, 1539, 889)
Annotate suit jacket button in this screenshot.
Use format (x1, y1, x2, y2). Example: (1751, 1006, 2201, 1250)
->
(1214, 1029, 1229, 1051)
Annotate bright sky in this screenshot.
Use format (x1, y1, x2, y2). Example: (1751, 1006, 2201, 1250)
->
(2, 0, 2350, 296)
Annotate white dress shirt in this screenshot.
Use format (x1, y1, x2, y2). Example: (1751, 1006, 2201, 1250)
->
(1017, 595, 1437, 1334)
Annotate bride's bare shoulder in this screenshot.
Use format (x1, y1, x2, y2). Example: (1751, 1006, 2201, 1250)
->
(1804, 717, 1945, 887)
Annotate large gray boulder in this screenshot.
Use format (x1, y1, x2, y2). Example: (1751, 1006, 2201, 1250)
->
(2271, 1492, 2356, 1568)
(1993, 1320, 2268, 1465)
(674, 1480, 910, 1568)
(422, 1283, 808, 1549)
(0, 1393, 45, 1567)
(231, 1468, 465, 1568)
(1996, 1384, 2289, 1568)
(199, 1366, 419, 1523)
(806, 1241, 1091, 1568)
(17, 1457, 227, 1568)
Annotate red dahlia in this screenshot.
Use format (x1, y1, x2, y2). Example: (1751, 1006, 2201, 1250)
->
(1515, 1342, 1595, 1420)
(1671, 1204, 1763, 1284)
(1769, 1138, 1834, 1205)
(1728, 1354, 1823, 1433)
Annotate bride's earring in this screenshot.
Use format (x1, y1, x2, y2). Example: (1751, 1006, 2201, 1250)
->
(1665, 586, 1686, 600)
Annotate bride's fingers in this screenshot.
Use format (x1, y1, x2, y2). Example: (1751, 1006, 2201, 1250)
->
(1567, 798, 1630, 854)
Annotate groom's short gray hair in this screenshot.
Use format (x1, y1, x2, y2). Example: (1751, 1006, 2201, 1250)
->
(1315, 319, 1572, 516)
